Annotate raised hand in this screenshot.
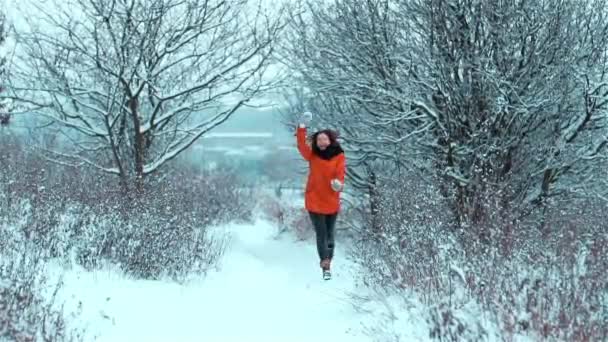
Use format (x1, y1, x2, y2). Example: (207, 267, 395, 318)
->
(299, 111, 313, 126)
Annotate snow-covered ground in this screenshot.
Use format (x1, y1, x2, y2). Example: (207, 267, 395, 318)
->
(53, 218, 429, 342)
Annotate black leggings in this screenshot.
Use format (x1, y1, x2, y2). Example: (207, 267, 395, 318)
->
(308, 211, 338, 261)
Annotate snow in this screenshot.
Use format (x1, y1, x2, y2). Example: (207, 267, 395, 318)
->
(52, 218, 428, 342)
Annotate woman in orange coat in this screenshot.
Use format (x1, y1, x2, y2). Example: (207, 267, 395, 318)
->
(296, 112, 345, 280)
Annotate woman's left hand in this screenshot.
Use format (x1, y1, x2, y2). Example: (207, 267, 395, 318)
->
(330, 178, 343, 192)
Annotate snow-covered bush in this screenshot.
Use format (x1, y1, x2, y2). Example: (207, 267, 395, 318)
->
(0, 248, 84, 341)
(0, 135, 252, 282)
(258, 188, 313, 241)
(350, 169, 608, 341)
(427, 300, 498, 342)
(348, 171, 453, 292)
(75, 208, 228, 282)
(491, 201, 607, 341)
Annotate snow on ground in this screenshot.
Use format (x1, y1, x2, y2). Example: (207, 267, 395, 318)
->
(52, 218, 428, 342)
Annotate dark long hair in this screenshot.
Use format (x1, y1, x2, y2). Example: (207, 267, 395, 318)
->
(310, 129, 344, 160)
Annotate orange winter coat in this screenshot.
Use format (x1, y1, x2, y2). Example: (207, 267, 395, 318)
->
(297, 126, 346, 214)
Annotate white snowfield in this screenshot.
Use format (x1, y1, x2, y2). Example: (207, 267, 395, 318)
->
(56, 219, 427, 342)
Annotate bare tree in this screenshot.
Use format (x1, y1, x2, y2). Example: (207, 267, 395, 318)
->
(7, 0, 283, 192)
(0, 11, 10, 127)
(282, 0, 608, 232)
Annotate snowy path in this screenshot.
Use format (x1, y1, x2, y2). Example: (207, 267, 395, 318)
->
(56, 219, 410, 342)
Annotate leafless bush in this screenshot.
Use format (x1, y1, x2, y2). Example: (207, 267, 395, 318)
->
(427, 301, 496, 342)
(351, 169, 607, 341)
(258, 191, 313, 241)
(350, 170, 453, 293)
(480, 199, 608, 341)
(0, 247, 84, 342)
(1, 135, 252, 282)
(57, 202, 229, 283)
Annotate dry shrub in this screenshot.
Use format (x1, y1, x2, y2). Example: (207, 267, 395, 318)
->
(351, 170, 608, 341)
(0, 134, 252, 282)
(0, 248, 84, 342)
(258, 188, 314, 241)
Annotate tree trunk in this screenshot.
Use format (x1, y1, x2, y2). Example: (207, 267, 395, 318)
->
(368, 169, 382, 235)
(537, 168, 554, 235)
(128, 97, 146, 193)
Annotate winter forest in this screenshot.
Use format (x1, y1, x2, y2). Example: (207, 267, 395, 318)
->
(1, 0, 607, 341)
